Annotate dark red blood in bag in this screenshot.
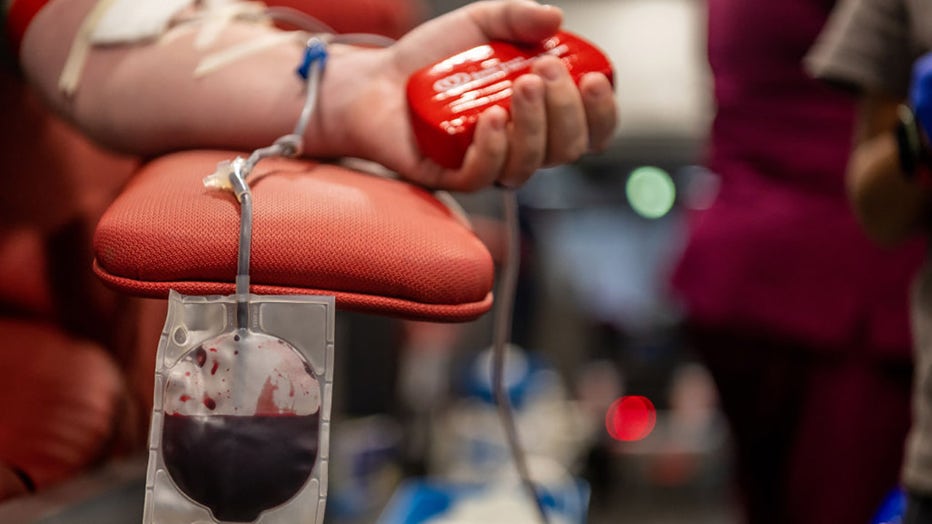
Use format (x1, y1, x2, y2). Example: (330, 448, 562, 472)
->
(162, 413, 319, 522)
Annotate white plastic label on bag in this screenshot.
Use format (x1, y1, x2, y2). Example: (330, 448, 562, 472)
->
(144, 290, 335, 524)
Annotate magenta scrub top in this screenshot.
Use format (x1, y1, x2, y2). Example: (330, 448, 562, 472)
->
(670, 0, 925, 357)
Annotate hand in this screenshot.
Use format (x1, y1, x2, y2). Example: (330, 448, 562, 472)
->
(310, 0, 618, 191)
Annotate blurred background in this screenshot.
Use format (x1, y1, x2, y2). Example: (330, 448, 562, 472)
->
(327, 0, 737, 522)
(0, 0, 745, 522)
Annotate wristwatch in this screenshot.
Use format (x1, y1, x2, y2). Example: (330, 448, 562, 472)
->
(895, 104, 928, 179)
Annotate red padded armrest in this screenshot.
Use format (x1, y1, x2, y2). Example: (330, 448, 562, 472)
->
(93, 151, 494, 322)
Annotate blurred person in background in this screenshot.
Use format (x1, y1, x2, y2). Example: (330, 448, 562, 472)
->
(807, 0, 932, 521)
(0, 0, 616, 503)
(671, 0, 924, 522)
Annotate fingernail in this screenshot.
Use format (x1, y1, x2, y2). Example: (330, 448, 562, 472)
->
(537, 58, 563, 82)
(488, 106, 508, 130)
(584, 73, 613, 98)
(518, 77, 543, 100)
(539, 4, 563, 16)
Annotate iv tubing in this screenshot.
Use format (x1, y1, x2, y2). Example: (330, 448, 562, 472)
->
(492, 188, 550, 524)
(228, 159, 252, 329)
(225, 36, 328, 329)
(212, 32, 547, 522)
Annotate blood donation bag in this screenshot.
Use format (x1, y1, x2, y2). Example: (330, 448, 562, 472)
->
(144, 291, 334, 524)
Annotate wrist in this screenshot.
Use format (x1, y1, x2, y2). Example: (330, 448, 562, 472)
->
(301, 43, 394, 161)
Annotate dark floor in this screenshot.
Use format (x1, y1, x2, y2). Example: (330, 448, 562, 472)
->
(0, 430, 739, 524)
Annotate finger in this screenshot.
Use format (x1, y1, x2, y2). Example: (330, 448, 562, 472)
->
(499, 74, 547, 188)
(446, 105, 510, 191)
(533, 55, 588, 166)
(465, 0, 563, 45)
(579, 72, 618, 152)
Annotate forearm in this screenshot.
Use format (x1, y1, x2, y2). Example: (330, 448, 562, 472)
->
(848, 96, 932, 245)
(848, 132, 929, 244)
(19, 0, 327, 157)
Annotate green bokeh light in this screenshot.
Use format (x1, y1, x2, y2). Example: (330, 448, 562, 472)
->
(625, 166, 676, 219)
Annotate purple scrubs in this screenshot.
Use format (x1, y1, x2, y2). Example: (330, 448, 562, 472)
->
(670, 0, 923, 521)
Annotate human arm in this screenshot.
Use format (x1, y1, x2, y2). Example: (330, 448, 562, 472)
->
(805, 0, 930, 244)
(18, 0, 617, 191)
(845, 90, 932, 244)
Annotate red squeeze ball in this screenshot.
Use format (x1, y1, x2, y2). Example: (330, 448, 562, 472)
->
(406, 31, 615, 169)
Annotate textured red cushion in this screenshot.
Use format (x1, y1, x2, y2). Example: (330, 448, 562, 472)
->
(0, 319, 126, 491)
(93, 150, 494, 321)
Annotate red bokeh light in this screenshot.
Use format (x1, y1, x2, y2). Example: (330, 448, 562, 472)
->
(606, 395, 657, 441)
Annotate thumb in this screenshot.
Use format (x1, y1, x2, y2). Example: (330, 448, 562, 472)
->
(465, 0, 563, 44)
(395, 0, 563, 63)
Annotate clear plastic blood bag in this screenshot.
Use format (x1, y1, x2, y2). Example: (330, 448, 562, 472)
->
(144, 292, 334, 524)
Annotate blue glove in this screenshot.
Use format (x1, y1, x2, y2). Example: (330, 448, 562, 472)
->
(871, 486, 906, 524)
(910, 52, 932, 138)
